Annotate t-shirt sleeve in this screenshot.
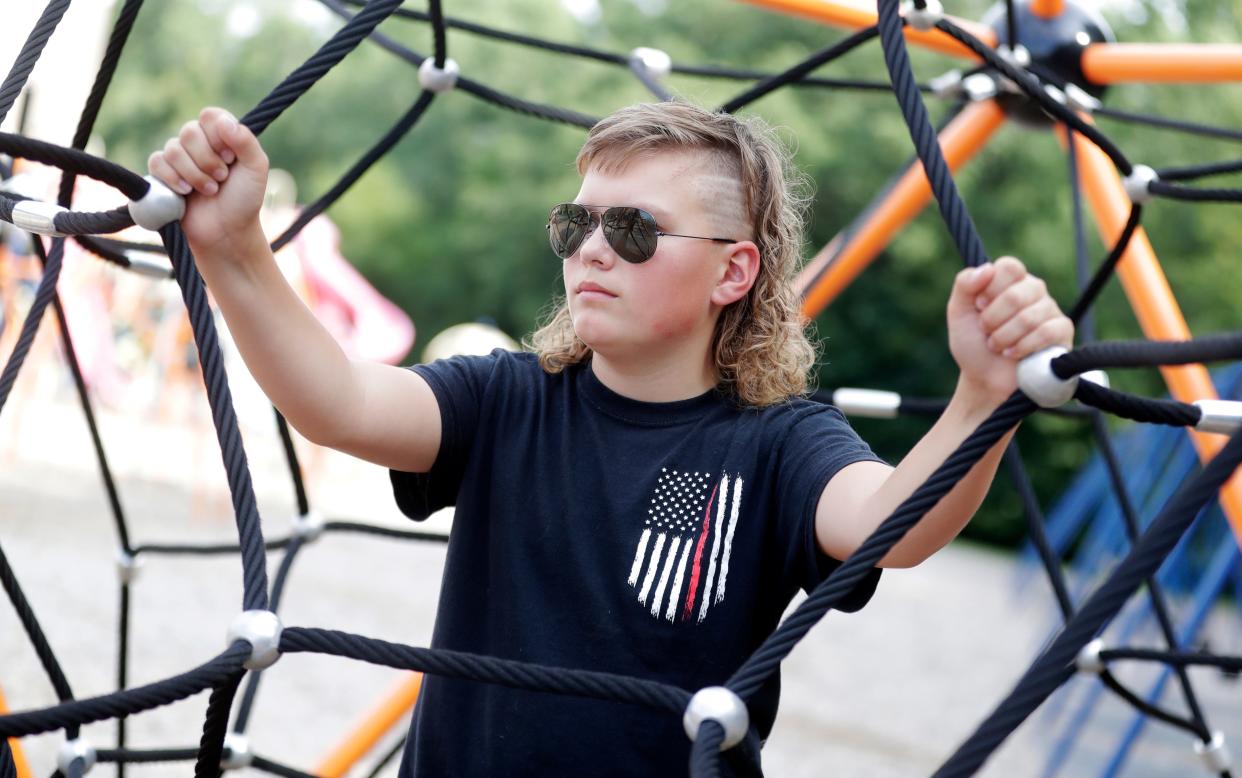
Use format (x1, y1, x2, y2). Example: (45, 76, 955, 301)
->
(775, 403, 887, 611)
(389, 350, 502, 520)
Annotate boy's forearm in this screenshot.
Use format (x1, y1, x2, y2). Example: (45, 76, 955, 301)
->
(866, 377, 1015, 568)
(190, 223, 360, 447)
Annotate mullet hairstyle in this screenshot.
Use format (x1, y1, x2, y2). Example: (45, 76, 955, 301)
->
(526, 101, 816, 407)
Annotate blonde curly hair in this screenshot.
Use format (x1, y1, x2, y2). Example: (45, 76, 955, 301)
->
(526, 101, 815, 407)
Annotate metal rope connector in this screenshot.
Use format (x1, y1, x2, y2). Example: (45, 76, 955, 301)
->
(683, 686, 749, 751)
(291, 509, 325, 543)
(1193, 399, 1242, 435)
(220, 732, 253, 771)
(832, 388, 901, 419)
(125, 252, 174, 279)
(1194, 731, 1233, 773)
(419, 57, 460, 93)
(11, 199, 66, 237)
(630, 47, 672, 80)
(227, 610, 283, 670)
(128, 176, 185, 231)
(58, 737, 97, 775)
(1017, 346, 1079, 408)
(1075, 638, 1105, 674)
(116, 549, 142, 585)
(1121, 164, 1158, 205)
(902, 0, 944, 31)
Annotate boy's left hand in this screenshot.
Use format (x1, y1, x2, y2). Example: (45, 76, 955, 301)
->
(948, 256, 1074, 405)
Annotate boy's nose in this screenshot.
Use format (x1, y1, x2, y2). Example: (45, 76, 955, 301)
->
(578, 223, 616, 269)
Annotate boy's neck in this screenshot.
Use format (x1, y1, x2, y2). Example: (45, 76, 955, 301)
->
(590, 348, 718, 403)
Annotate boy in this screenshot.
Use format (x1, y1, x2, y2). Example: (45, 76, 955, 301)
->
(150, 101, 1071, 776)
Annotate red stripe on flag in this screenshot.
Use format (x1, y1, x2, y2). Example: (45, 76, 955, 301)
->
(682, 481, 719, 621)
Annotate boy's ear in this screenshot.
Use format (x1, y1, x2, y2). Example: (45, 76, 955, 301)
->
(711, 241, 760, 307)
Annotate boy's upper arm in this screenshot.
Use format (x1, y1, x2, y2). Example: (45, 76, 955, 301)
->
(333, 360, 442, 473)
(814, 459, 893, 563)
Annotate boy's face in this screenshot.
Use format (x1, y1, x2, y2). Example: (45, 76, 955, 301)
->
(562, 150, 752, 362)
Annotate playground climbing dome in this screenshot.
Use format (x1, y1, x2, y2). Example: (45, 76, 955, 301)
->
(1, 0, 1242, 776)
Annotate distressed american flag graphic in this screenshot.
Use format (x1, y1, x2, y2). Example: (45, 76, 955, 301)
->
(626, 468, 744, 623)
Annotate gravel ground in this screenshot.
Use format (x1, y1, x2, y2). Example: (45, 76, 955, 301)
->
(2, 387, 1239, 777)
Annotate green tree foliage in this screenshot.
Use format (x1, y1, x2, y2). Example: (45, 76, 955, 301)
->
(94, 0, 1242, 547)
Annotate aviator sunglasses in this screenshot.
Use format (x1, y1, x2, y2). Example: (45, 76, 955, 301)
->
(546, 202, 738, 264)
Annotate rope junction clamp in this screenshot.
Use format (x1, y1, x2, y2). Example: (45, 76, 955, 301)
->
(1017, 346, 1078, 408)
(291, 509, 325, 542)
(630, 47, 672, 80)
(220, 732, 254, 771)
(683, 686, 749, 751)
(125, 252, 174, 279)
(128, 176, 185, 231)
(11, 199, 66, 238)
(57, 738, 97, 775)
(961, 73, 1001, 102)
(227, 610, 283, 670)
(1080, 369, 1110, 391)
(1195, 731, 1233, 773)
(901, 0, 944, 31)
(1063, 83, 1102, 113)
(1121, 164, 1159, 205)
(997, 44, 1032, 68)
(1193, 399, 1242, 435)
(929, 70, 964, 100)
(418, 57, 460, 93)
(832, 388, 901, 419)
(1076, 638, 1105, 674)
(115, 549, 142, 584)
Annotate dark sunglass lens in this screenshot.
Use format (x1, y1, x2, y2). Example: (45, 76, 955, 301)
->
(603, 207, 657, 263)
(548, 204, 592, 258)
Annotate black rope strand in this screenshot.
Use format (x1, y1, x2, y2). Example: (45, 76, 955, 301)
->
(54, 0, 146, 207)
(362, 736, 407, 778)
(279, 627, 690, 714)
(688, 721, 725, 778)
(317, 0, 598, 128)
(1003, 444, 1074, 617)
(0, 644, 250, 738)
(932, 19, 1132, 175)
(875, 2, 988, 268)
(160, 224, 269, 611)
(0, 134, 146, 198)
(0, 0, 72, 125)
(932, 425, 1242, 777)
(274, 411, 311, 517)
(1066, 203, 1142, 325)
(1095, 669, 1206, 739)
(1100, 648, 1242, 672)
(270, 91, 436, 253)
(240, 0, 406, 137)
(96, 748, 200, 765)
(1073, 381, 1200, 428)
(1096, 105, 1242, 143)
(720, 27, 880, 113)
(1052, 333, 1242, 377)
(231, 538, 307, 735)
(193, 673, 245, 778)
(0, 543, 77, 730)
(249, 756, 320, 778)
(727, 393, 1037, 700)
(1089, 412, 1216, 741)
(0, 239, 66, 418)
(1156, 159, 1242, 183)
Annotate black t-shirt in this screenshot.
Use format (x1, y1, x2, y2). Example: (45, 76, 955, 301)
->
(391, 350, 884, 777)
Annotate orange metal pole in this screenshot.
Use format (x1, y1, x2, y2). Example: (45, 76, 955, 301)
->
(1066, 127, 1242, 547)
(740, 0, 996, 59)
(0, 688, 32, 778)
(1029, 0, 1064, 20)
(798, 99, 1007, 317)
(1083, 44, 1242, 84)
(314, 672, 423, 777)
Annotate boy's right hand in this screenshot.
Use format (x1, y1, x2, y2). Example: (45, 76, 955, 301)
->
(148, 107, 269, 257)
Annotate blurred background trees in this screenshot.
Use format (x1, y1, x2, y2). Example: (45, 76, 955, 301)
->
(89, 0, 1242, 546)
